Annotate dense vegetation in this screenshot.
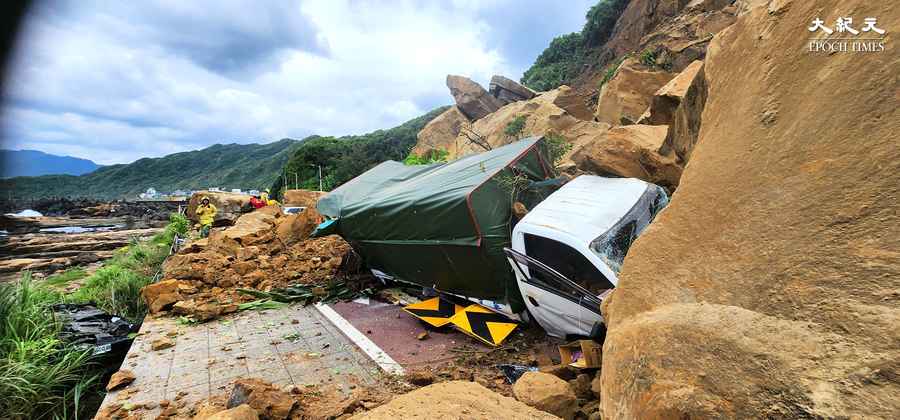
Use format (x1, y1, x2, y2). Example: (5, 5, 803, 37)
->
(1, 140, 301, 200)
(271, 106, 448, 197)
(0, 214, 188, 419)
(520, 0, 630, 91)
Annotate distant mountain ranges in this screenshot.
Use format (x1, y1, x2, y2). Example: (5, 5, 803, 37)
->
(0, 139, 303, 200)
(1, 149, 101, 178)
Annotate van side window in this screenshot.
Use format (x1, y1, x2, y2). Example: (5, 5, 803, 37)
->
(523, 233, 614, 295)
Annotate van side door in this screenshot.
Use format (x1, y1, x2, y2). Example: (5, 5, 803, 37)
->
(504, 247, 602, 338)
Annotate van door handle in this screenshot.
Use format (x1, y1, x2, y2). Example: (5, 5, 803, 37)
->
(528, 296, 540, 307)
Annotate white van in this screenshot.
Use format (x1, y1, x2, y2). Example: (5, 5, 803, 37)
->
(504, 175, 669, 338)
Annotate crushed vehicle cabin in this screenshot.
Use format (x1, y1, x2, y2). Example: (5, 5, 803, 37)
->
(316, 137, 668, 339)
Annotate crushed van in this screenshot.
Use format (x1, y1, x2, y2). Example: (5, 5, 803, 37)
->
(317, 137, 668, 338)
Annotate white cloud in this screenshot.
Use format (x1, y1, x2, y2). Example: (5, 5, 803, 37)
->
(1, 0, 590, 165)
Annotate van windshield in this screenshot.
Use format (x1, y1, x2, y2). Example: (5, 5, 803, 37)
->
(589, 184, 669, 274)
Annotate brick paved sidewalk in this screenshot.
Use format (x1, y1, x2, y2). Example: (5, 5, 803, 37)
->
(100, 304, 381, 418)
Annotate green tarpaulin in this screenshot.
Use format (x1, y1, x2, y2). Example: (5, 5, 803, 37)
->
(318, 137, 553, 312)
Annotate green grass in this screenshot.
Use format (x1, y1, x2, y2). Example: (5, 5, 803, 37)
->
(0, 213, 190, 419)
(43, 269, 88, 288)
(0, 275, 99, 420)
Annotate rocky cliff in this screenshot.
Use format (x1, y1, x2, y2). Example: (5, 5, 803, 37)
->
(599, 0, 899, 418)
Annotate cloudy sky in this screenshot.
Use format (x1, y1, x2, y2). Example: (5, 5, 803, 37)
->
(0, 0, 593, 165)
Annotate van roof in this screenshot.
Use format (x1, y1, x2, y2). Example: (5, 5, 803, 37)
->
(516, 175, 650, 245)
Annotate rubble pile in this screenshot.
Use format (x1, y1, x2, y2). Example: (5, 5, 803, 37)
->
(142, 205, 355, 322)
(96, 377, 393, 420)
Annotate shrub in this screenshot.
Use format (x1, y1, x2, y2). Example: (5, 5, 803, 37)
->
(521, 0, 631, 91)
(403, 149, 449, 165)
(545, 133, 574, 168)
(598, 54, 629, 89)
(504, 116, 528, 139)
(521, 32, 585, 91)
(583, 0, 630, 47)
(640, 48, 657, 68)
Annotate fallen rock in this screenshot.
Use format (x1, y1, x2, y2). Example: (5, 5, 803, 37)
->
(489, 75, 536, 104)
(151, 337, 175, 351)
(443, 87, 612, 162)
(570, 373, 593, 400)
(141, 279, 191, 314)
(409, 106, 469, 157)
(513, 371, 579, 420)
(571, 124, 682, 190)
(281, 189, 325, 208)
(227, 378, 295, 420)
(595, 58, 675, 125)
(600, 0, 900, 419)
(590, 372, 601, 399)
(405, 370, 434, 386)
(205, 404, 259, 420)
(446, 75, 502, 120)
(639, 60, 704, 126)
(187, 192, 251, 226)
(553, 85, 595, 121)
(351, 381, 558, 419)
(105, 369, 135, 391)
(660, 61, 708, 164)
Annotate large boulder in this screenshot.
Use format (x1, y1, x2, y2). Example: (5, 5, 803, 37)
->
(489, 75, 536, 104)
(226, 378, 295, 420)
(352, 381, 558, 419)
(639, 60, 704, 126)
(187, 192, 251, 226)
(553, 85, 595, 121)
(513, 371, 579, 420)
(595, 58, 675, 125)
(282, 189, 325, 208)
(661, 60, 707, 164)
(600, 1, 900, 419)
(446, 88, 611, 162)
(207, 206, 280, 255)
(409, 106, 469, 157)
(446, 75, 503, 120)
(571, 124, 682, 190)
(140, 279, 192, 313)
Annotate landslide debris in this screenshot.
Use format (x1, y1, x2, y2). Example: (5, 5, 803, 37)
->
(142, 202, 358, 322)
(352, 381, 559, 420)
(600, 0, 900, 418)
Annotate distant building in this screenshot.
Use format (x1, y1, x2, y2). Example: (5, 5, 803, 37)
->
(209, 187, 221, 192)
(248, 189, 260, 196)
(139, 187, 158, 199)
(231, 188, 242, 194)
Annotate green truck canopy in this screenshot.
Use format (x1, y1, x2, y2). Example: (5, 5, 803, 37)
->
(318, 137, 553, 312)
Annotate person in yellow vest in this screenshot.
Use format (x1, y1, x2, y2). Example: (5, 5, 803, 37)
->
(260, 188, 279, 206)
(195, 197, 217, 238)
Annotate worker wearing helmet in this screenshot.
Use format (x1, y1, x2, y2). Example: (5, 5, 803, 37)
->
(261, 188, 279, 206)
(195, 197, 217, 238)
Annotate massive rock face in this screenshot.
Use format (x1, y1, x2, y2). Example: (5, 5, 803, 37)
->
(600, 1, 900, 419)
(489, 75, 537, 104)
(409, 106, 469, 157)
(595, 58, 675, 125)
(446, 75, 503, 120)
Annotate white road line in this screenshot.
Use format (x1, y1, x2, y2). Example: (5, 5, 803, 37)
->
(314, 303, 405, 376)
